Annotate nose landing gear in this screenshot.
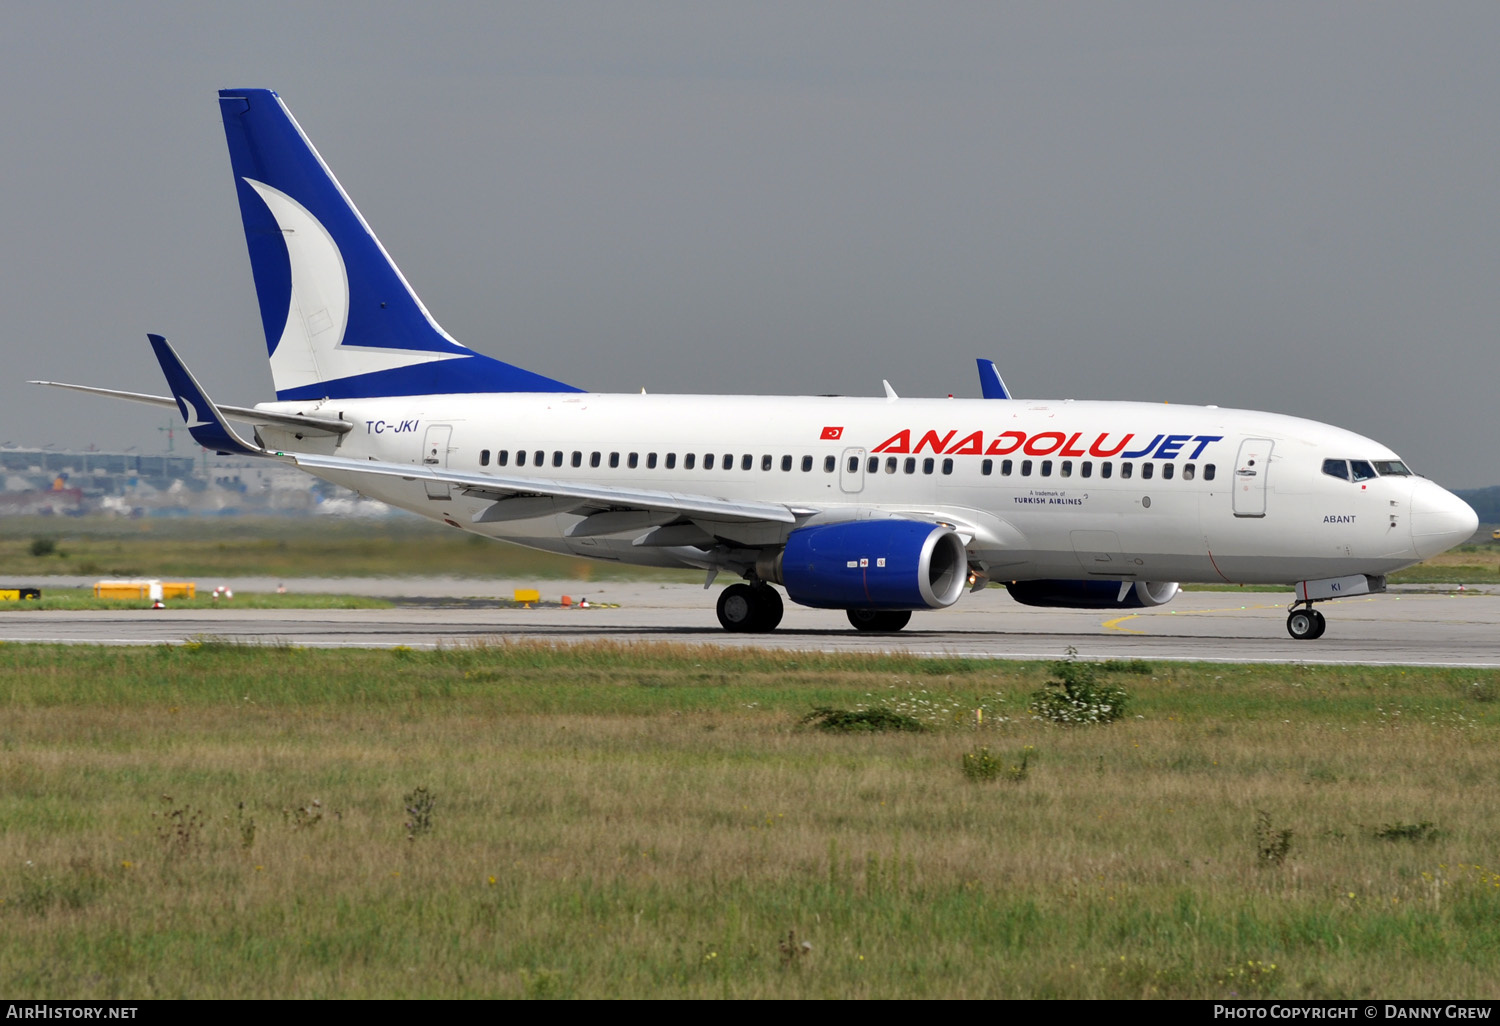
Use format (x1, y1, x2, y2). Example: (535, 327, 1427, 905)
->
(1284, 574, 1385, 640)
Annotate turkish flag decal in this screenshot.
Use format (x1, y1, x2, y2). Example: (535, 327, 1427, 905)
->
(820, 426, 844, 440)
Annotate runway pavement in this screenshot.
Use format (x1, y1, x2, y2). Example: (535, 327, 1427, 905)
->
(1, 578, 1495, 666)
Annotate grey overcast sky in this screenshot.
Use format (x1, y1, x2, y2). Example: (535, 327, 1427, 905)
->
(3, 2, 1495, 488)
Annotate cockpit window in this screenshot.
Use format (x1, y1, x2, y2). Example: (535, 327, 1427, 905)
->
(1373, 460, 1411, 476)
(1322, 459, 1349, 481)
(1349, 460, 1377, 482)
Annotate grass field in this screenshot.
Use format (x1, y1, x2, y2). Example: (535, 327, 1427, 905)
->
(3, 642, 1498, 999)
(1387, 543, 1500, 585)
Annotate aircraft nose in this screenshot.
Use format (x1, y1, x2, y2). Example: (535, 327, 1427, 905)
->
(1410, 481, 1479, 559)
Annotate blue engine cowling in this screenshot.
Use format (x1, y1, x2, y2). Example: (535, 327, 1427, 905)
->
(1006, 579, 1179, 609)
(773, 520, 969, 610)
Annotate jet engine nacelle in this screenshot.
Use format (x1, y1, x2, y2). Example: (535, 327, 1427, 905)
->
(762, 520, 968, 610)
(1006, 579, 1180, 609)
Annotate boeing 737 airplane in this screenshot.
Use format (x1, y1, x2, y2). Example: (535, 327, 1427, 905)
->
(35, 89, 1479, 639)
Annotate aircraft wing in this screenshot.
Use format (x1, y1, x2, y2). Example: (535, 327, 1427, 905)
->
(286, 451, 803, 524)
(29, 380, 352, 436)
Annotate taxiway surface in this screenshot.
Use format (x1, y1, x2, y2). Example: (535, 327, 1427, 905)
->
(1, 580, 1494, 666)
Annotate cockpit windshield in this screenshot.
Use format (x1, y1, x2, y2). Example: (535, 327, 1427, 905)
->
(1322, 457, 1414, 482)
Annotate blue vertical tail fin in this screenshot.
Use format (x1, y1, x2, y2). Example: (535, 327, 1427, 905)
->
(219, 88, 580, 400)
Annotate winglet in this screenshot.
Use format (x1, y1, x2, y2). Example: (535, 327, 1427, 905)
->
(976, 359, 1011, 400)
(147, 334, 266, 456)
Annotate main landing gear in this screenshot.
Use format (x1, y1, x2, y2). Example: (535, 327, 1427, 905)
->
(716, 582, 784, 633)
(1285, 604, 1327, 640)
(715, 584, 917, 634)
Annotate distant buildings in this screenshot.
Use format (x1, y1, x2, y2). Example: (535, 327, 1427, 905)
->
(0, 446, 388, 517)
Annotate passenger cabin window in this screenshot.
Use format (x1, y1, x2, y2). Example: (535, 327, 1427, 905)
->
(705, 454, 715, 470)
(801, 455, 813, 472)
(628, 453, 639, 469)
(1162, 463, 1173, 480)
(824, 455, 836, 472)
(1021, 460, 1033, 476)
(922, 457, 934, 475)
(761, 455, 773, 471)
(1060, 460, 1072, 478)
(684, 453, 695, 470)
(742, 455, 753, 471)
(665, 453, 676, 469)
(497, 450, 509, 467)
(1040, 460, 1052, 477)
(1204, 464, 1215, 481)
(941, 458, 953, 475)
(781, 455, 792, 472)
(533, 450, 544, 467)
(552, 451, 563, 468)
(480, 449, 490, 467)
(848, 456, 859, 473)
(1141, 463, 1153, 480)
(868, 456, 879, 474)
(1001, 459, 1013, 476)
(609, 452, 620, 468)
(1100, 462, 1111, 479)
(590, 452, 601, 468)
(904, 458, 916, 474)
(1182, 463, 1195, 481)
(886, 457, 898, 474)
(647, 453, 658, 469)
(516, 450, 527, 467)
(1120, 463, 1132, 480)
(571, 451, 582, 468)
(1080, 461, 1092, 478)
(981, 459, 993, 476)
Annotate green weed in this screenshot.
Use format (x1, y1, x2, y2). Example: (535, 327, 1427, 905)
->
(1030, 648, 1129, 724)
(404, 787, 436, 840)
(962, 745, 1032, 782)
(1375, 821, 1440, 843)
(962, 745, 1000, 781)
(1255, 810, 1293, 867)
(800, 706, 925, 733)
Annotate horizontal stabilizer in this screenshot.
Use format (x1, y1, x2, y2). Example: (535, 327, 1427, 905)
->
(29, 380, 351, 436)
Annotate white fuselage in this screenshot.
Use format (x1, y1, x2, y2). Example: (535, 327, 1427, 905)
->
(257, 392, 1474, 589)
